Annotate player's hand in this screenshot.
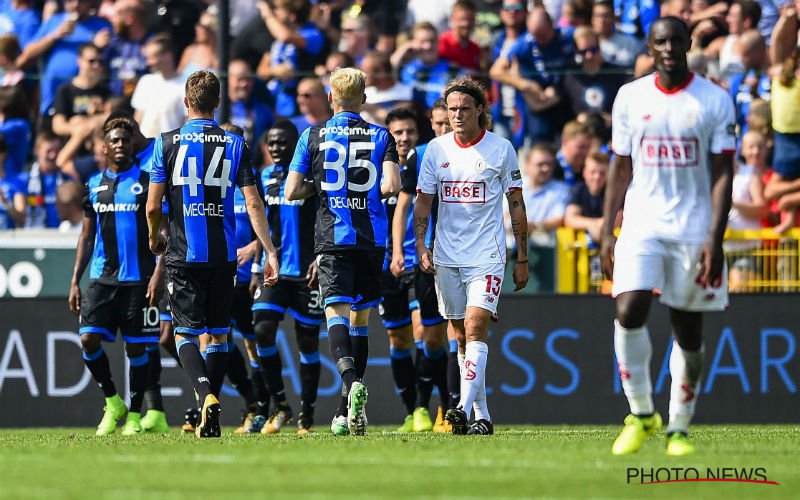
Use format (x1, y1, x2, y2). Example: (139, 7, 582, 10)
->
(389, 252, 405, 277)
(417, 244, 436, 274)
(146, 273, 164, 307)
(697, 239, 724, 288)
(237, 241, 258, 267)
(249, 272, 262, 299)
(600, 233, 616, 281)
(68, 282, 81, 314)
(305, 261, 318, 289)
(149, 233, 167, 255)
(263, 251, 279, 287)
(512, 261, 529, 291)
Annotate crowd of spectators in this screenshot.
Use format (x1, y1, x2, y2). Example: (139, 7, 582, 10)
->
(0, 0, 798, 284)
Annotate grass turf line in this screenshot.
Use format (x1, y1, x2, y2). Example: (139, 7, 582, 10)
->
(0, 425, 797, 500)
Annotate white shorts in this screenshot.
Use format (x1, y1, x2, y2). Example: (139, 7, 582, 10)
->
(611, 234, 728, 312)
(434, 262, 505, 319)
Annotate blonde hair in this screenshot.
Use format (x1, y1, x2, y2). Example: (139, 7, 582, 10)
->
(329, 67, 366, 109)
(443, 76, 492, 130)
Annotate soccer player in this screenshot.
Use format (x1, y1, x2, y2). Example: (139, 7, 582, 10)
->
(68, 117, 163, 436)
(146, 70, 279, 439)
(414, 76, 529, 435)
(285, 67, 400, 436)
(251, 119, 324, 435)
(384, 107, 448, 433)
(600, 17, 735, 456)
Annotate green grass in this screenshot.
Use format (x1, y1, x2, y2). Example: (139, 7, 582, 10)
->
(0, 426, 797, 499)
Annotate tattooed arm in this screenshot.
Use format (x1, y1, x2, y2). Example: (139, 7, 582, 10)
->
(507, 189, 529, 291)
(413, 192, 435, 274)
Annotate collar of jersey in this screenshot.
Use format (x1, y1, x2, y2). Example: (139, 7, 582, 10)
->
(654, 72, 695, 95)
(332, 111, 361, 121)
(103, 165, 137, 180)
(187, 118, 219, 126)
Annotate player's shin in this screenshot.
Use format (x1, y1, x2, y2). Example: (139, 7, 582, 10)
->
(350, 325, 369, 380)
(144, 345, 164, 412)
(328, 316, 357, 390)
(176, 336, 212, 402)
(205, 339, 229, 398)
(389, 346, 417, 414)
(460, 341, 488, 420)
(127, 350, 149, 414)
(447, 339, 460, 408)
(83, 345, 118, 397)
(226, 339, 257, 409)
(417, 345, 445, 412)
(614, 320, 655, 415)
(667, 341, 704, 434)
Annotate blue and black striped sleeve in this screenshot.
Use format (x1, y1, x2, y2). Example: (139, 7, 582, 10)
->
(235, 143, 255, 188)
(82, 184, 94, 218)
(382, 132, 398, 164)
(150, 134, 166, 183)
(290, 128, 312, 176)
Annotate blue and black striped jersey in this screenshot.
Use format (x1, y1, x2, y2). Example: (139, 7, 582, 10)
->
(399, 143, 436, 266)
(83, 164, 155, 285)
(260, 164, 317, 279)
(290, 111, 398, 253)
(233, 183, 256, 284)
(384, 144, 430, 270)
(151, 119, 257, 267)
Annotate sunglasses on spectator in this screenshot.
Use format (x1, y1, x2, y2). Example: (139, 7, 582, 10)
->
(577, 46, 600, 56)
(84, 58, 102, 64)
(297, 93, 316, 99)
(502, 4, 525, 11)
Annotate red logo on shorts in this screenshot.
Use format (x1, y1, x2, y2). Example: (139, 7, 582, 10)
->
(465, 360, 477, 381)
(487, 296, 495, 303)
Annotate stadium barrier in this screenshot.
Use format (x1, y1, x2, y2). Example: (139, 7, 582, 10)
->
(555, 228, 800, 294)
(0, 295, 796, 426)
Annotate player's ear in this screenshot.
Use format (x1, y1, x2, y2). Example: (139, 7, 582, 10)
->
(361, 93, 366, 105)
(327, 92, 333, 105)
(183, 96, 189, 110)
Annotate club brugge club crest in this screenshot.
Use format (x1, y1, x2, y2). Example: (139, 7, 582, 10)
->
(130, 182, 144, 195)
(475, 159, 487, 173)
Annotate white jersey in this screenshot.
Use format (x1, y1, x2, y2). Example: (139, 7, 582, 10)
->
(417, 130, 522, 266)
(612, 73, 736, 243)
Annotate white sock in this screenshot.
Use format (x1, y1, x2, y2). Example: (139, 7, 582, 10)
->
(459, 341, 488, 420)
(473, 380, 491, 421)
(668, 341, 704, 434)
(614, 319, 654, 415)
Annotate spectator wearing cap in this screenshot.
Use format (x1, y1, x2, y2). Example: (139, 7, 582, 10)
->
(591, 0, 643, 68)
(256, 0, 326, 118)
(51, 43, 109, 139)
(438, 0, 482, 72)
(0, 0, 40, 48)
(393, 22, 462, 110)
(18, 0, 111, 119)
(562, 26, 626, 122)
(491, 0, 528, 148)
(490, 6, 574, 142)
(360, 51, 413, 125)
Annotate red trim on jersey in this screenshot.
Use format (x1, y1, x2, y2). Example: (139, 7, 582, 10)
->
(508, 187, 522, 191)
(654, 72, 694, 95)
(454, 129, 486, 148)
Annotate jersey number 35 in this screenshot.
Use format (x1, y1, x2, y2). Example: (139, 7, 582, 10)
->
(320, 141, 377, 192)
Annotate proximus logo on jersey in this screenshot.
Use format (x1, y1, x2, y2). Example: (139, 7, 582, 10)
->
(172, 132, 233, 144)
(93, 203, 139, 213)
(318, 126, 377, 137)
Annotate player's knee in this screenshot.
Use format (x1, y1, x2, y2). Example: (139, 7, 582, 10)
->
(125, 342, 146, 357)
(80, 333, 102, 353)
(388, 327, 414, 350)
(616, 303, 648, 329)
(423, 335, 444, 352)
(295, 322, 320, 353)
(254, 319, 279, 346)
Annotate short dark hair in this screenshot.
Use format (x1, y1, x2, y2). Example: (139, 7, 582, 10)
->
(453, 0, 477, 13)
(78, 42, 100, 58)
(431, 98, 447, 113)
(103, 117, 134, 137)
(0, 86, 28, 119)
(145, 34, 174, 55)
(35, 130, 61, 148)
(185, 70, 220, 114)
(734, 0, 762, 26)
(385, 107, 418, 127)
(265, 119, 300, 146)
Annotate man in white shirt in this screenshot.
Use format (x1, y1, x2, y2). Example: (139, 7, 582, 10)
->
(414, 77, 529, 435)
(601, 17, 736, 457)
(131, 35, 186, 138)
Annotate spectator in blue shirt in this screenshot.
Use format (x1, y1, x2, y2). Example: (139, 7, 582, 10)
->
(0, 0, 40, 48)
(105, 0, 150, 97)
(614, 0, 659, 39)
(0, 85, 31, 178)
(729, 31, 771, 141)
(490, 0, 529, 148)
(20, 130, 68, 228)
(564, 149, 609, 243)
(392, 21, 462, 110)
(556, 120, 592, 186)
(18, 0, 111, 118)
(491, 6, 574, 142)
(257, 0, 326, 117)
(225, 58, 275, 148)
(0, 132, 26, 228)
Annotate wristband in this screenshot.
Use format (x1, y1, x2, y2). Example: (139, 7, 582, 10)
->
(251, 263, 264, 273)
(515, 260, 528, 264)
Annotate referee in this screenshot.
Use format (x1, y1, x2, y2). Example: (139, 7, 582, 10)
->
(146, 70, 279, 438)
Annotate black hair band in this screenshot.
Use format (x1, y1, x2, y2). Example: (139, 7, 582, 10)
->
(444, 85, 485, 106)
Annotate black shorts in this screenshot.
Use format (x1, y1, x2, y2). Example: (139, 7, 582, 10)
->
(252, 278, 324, 326)
(316, 249, 384, 311)
(416, 266, 445, 326)
(231, 284, 255, 339)
(379, 270, 417, 329)
(158, 286, 172, 322)
(167, 265, 235, 336)
(79, 281, 159, 343)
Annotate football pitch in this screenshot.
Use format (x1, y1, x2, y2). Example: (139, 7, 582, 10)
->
(0, 425, 797, 499)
